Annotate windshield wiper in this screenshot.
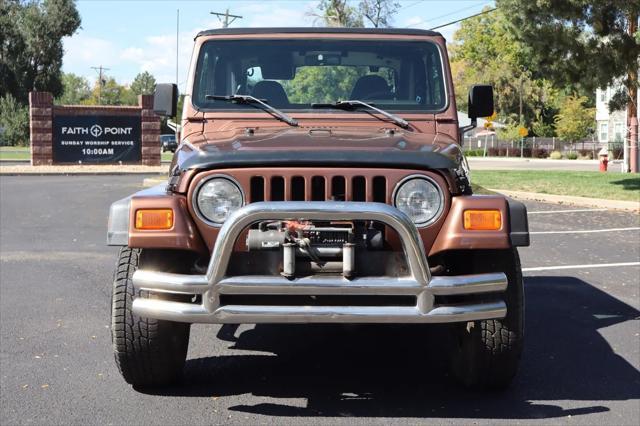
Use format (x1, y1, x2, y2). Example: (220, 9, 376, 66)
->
(205, 94, 298, 127)
(311, 100, 410, 129)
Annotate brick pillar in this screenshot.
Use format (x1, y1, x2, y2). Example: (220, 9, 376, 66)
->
(29, 92, 53, 166)
(139, 95, 161, 166)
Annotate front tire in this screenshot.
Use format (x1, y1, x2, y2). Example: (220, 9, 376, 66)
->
(450, 249, 524, 389)
(111, 247, 190, 388)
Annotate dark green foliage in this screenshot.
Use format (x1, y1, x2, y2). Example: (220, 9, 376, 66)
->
(0, 95, 29, 146)
(497, 0, 639, 113)
(130, 71, 157, 96)
(55, 73, 91, 105)
(0, 0, 81, 105)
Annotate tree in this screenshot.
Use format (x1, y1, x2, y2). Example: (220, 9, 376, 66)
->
(360, 0, 400, 28)
(555, 96, 595, 144)
(86, 77, 137, 106)
(497, 0, 638, 114)
(55, 73, 91, 105)
(130, 71, 157, 96)
(311, 0, 399, 28)
(312, 0, 363, 27)
(449, 7, 567, 132)
(0, 95, 29, 146)
(497, 1, 639, 171)
(0, 0, 81, 104)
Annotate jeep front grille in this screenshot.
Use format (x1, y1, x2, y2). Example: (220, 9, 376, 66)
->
(248, 174, 388, 203)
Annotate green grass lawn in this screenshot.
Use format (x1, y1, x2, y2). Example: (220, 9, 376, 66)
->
(161, 152, 173, 162)
(472, 170, 640, 202)
(0, 146, 30, 161)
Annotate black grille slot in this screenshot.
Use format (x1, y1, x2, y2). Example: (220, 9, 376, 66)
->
(373, 176, 386, 203)
(291, 176, 305, 201)
(247, 174, 390, 203)
(311, 176, 325, 201)
(331, 176, 346, 201)
(352, 176, 366, 201)
(271, 176, 285, 201)
(250, 176, 264, 202)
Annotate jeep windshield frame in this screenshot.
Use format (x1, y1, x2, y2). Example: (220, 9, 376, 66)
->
(191, 38, 448, 115)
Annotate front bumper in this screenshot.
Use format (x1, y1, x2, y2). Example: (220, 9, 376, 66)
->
(131, 202, 508, 324)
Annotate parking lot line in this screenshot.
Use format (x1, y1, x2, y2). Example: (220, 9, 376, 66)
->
(530, 227, 640, 235)
(523, 261, 640, 272)
(528, 208, 609, 214)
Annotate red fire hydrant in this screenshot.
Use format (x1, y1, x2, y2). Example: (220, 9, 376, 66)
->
(598, 147, 608, 172)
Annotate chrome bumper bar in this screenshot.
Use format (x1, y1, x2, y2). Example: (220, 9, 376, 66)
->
(131, 202, 508, 324)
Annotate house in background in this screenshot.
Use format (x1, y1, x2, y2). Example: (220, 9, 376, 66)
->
(595, 86, 639, 145)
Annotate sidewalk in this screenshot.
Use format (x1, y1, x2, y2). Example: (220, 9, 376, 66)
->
(468, 157, 624, 172)
(0, 164, 168, 175)
(490, 189, 639, 213)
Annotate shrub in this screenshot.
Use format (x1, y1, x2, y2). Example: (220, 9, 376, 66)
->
(506, 147, 520, 157)
(532, 148, 549, 158)
(578, 149, 594, 160)
(566, 152, 579, 160)
(487, 147, 500, 157)
(550, 151, 563, 159)
(0, 95, 29, 146)
(464, 148, 484, 157)
(611, 146, 624, 160)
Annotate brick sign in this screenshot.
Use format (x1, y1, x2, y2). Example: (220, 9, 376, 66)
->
(29, 92, 160, 166)
(53, 115, 141, 163)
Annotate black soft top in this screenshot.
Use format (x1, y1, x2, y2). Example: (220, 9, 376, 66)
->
(196, 27, 441, 39)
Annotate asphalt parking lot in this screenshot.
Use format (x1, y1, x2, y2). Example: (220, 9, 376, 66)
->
(1, 175, 638, 425)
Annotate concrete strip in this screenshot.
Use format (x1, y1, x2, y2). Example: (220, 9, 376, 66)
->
(489, 189, 640, 213)
(528, 208, 609, 214)
(143, 177, 168, 187)
(523, 261, 640, 272)
(530, 227, 640, 235)
(0, 164, 169, 175)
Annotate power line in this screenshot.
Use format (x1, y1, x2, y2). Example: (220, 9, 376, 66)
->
(429, 7, 497, 30)
(406, 2, 491, 28)
(210, 9, 243, 28)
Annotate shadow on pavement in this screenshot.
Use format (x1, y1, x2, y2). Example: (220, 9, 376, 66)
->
(144, 276, 640, 420)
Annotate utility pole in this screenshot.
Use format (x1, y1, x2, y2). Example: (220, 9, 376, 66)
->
(628, 10, 638, 173)
(91, 66, 110, 105)
(210, 9, 242, 28)
(176, 9, 179, 87)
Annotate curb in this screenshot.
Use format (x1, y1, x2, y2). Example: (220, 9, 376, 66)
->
(143, 177, 168, 187)
(0, 165, 168, 176)
(489, 189, 640, 213)
(1, 171, 167, 176)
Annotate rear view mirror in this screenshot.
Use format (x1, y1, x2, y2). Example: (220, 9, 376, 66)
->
(468, 85, 494, 120)
(260, 54, 295, 80)
(153, 84, 178, 117)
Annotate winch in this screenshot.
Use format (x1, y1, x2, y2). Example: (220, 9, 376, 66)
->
(246, 220, 383, 278)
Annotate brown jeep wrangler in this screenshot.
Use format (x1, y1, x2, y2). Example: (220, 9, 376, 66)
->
(107, 28, 529, 389)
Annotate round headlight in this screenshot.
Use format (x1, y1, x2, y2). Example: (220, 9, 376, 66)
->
(394, 176, 443, 226)
(195, 176, 244, 225)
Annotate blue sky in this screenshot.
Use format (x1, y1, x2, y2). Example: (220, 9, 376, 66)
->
(63, 0, 494, 89)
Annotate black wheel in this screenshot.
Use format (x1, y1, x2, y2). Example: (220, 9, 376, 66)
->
(449, 248, 524, 390)
(111, 247, 190, 388)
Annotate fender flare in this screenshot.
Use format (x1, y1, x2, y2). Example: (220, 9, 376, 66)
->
(507, 198, 530, 247)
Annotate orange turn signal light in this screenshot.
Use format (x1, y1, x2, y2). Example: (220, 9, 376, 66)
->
(463, 209, 502, 231)
(135, 209, 174, 230)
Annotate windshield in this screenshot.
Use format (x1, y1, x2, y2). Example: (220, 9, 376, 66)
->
(192, 39, 446, 112)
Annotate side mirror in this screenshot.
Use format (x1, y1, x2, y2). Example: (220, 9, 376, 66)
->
(153, 83, 178, 117)
(468, 85, 494, 120)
